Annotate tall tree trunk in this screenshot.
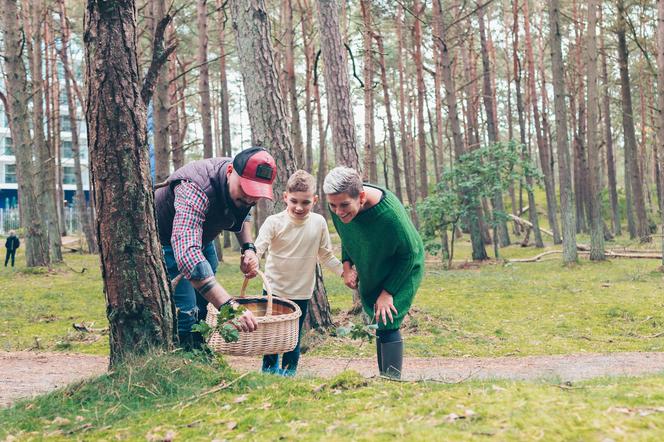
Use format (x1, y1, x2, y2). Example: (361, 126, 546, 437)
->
(657, 0, 664, 266)
(548, 0, 578, 263)
(600, 9, 621, 236)
(431, 0, 446, 187)
(396, 5, 416, 208)
(413, 0, 428, 199)
(316, 0, 359, 170)
(1, 0, 50, 266)
(282, 0, 304, 169)
(27, 0, 62, 262)
(435, 0, 487, 260)
(85, 0, 175, 366)
(313, 52, 328, 219)
(168, 42, 184, 170)
(58, 0, 97, 253)
(153, 0, 170, 182)
(586, 0, 605, 260)
(360, 0, 377, 182)
(197, 0, 214, 159)
(524, 0, 561, 244)
(298, 0, 314, 172)
(374, 32, 402, 201)
(511, 0, 543, 247)
(617, 0, 650, 241)
(478, 3, 510, 248)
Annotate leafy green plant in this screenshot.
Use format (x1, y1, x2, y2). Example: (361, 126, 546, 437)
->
(418, 140, 542, 265)
(192, 303, 247, 343)
(335, 322, 378, 342)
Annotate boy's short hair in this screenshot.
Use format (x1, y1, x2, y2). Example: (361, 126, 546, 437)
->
(323, 166, 363, 198)
(287, 170, 316, 193)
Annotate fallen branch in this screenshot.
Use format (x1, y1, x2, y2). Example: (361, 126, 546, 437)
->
(507, 214, 554, 238)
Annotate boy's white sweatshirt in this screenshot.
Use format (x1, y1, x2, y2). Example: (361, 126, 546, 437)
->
(254, 210, 343, 300)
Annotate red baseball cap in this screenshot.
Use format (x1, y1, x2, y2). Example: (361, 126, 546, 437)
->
(232, 147, 277, 200)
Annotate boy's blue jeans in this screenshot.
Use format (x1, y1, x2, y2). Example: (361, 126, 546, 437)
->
(262, 298, 309, 376)
(163, 242, 219, 336)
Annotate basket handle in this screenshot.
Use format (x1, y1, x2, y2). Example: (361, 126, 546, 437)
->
(240, 270, 273, 316)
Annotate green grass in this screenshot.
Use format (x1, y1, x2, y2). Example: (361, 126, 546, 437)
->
(3, 237, 664, 359)
(3, 352, 664, 440)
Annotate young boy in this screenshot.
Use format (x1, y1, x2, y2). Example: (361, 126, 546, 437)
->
(254, 170, 343, 375)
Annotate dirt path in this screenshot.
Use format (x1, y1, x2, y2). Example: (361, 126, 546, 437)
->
(3, 351, 664, 408)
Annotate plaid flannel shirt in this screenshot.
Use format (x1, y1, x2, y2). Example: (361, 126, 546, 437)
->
(171, 181, 214, 280)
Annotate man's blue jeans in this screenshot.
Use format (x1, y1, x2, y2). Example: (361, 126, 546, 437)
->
(163, 242, 219, 336)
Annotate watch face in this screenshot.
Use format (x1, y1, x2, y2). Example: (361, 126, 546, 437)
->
(255, 164, 273, 180)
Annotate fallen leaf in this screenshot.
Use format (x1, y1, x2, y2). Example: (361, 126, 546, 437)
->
(233, 395, 248, 403)
(226, 421, 238, 430)
(51, 417, 71, 426)
(444, 413, 461, 423)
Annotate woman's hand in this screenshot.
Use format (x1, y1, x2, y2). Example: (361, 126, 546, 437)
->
(343, 267, 358, 289)
(374, 290, 398, 326)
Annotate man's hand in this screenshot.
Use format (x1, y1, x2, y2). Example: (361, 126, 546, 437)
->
(241, 250, 259, 278)
(235, 306, 258, 332)
(342, 267, 358, 289)
(374, 290, 398, 326)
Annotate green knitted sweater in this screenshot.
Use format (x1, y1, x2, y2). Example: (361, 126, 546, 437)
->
(331, 185, 424, 330)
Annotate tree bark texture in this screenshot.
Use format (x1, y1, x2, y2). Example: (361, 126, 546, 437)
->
(1, 0, 50, 267)
(197, 0, 214, 159)
(153, 0, 171, 181)
(523, 0, 560, 244)
(360, 0, 377, 182)
(316, 0, 359, 170)
(617, 0, 650, 241)
(230, 0, 296, 209)
(84, 0, 175, 366)
(282, 0, 305, 169)
(586, 0, 605, 260)
(58, 0, 98, 253)
(548, 0, 578, 263)
(413, 0, 428, 199)
(658, 0, 664, 265)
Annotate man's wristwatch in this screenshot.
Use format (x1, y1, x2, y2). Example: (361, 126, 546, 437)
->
(241, 242, 257, 254)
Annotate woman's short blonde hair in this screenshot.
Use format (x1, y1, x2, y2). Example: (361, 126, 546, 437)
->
(323, 167, 363, 198)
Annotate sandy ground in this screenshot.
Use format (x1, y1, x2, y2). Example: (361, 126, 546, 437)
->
(3, 351, 664, 408)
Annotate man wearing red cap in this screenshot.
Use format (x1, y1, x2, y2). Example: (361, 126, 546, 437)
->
(155, 147, 277, 349)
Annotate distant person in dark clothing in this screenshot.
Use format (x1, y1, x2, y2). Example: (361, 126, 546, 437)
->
(4, 230, 19, 267)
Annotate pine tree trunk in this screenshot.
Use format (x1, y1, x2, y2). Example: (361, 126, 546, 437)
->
(168, 38, 184, 170)
(617, 0, 650, 241)
(511, 0, 543, 248)
(412, 0, 428, 199)
(230, 0, 296, 206)
(303, 264, 334, 331)
(316, 0, 359, 170)
(435, 0, 487, 260)
(27, 0, 62, 263)
(374, 32, 402, 201)
(298, 0, 314, 172)
(153, 0, 170, 182)
(478, 4, 509, 248)
(282, 0, 304, 169)
(216, 0, 232, 159)
(58, 0, 97, 253)
(657, 0, 664, 266)
(1, 0, 50, 266)
(548, 0, 578, 263)
(85, 0, 175, 367)
(600, 9, 621, 236)
(360, 0, 377, 182)
(396, 5, 418, 221)
(586, 0, 605, 260)
(523, 0, 561, 244)
(313, 54, 329, 219)
(197, 0, 214, 159)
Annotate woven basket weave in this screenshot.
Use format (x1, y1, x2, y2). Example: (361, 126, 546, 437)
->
(205, 270, 301, 356)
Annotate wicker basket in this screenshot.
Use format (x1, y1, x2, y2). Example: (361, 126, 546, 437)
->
(205, 270, 302, 356)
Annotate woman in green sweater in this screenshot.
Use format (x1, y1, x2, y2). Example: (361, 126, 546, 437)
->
(324, 167, 424, 379)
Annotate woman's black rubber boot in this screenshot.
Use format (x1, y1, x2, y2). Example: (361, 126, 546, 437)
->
(379, 340, 403, 379)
